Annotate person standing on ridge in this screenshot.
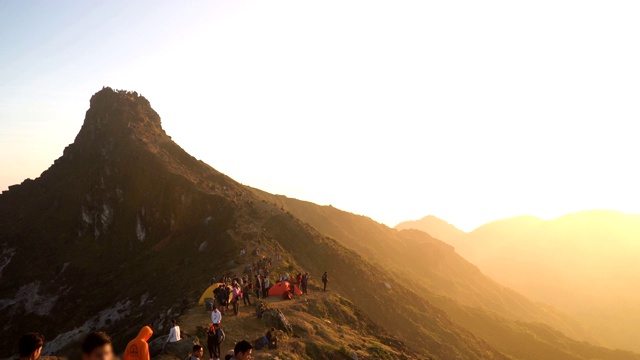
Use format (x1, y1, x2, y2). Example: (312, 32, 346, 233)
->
(206, 323, 225, 360)
(123, 326, 153, 360)
(262, 276, 270, 298)
(18, 333, 44, 360)
(232, 284, 242, 316)
(214, 284, 227, 315)
(223, 285, 231, 313)
(211, 304, 222, 327)
(322, 271, 328, 292)
(242, 280, 253, 306)
(301, 272, 309, 294)
(82, 332, 114, 360)
(254, 275, 262, 301)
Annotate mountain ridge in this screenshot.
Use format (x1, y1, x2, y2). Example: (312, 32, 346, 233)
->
(1, 88, 638, 359)
(397, 210, 640, 352)
(0, 88, 503, 359)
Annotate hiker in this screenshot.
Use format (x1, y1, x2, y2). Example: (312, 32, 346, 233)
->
(232, 284, 242, 316)
(214, 285, 227, 314)
(123, 326, 153, 360)
(187, 345, 204, 360)
(255, 301, 267, 319)
(262, 276, 270, 298)
(211, 305, 222, 327)
(322, 271, 328, 292)
(162, 319, 180, 353)
(82, 332, 113, 360)
(296, 273, 302, 287)
(254, 275, 262, 300)
(266, 328, 278, 349)
(167, 319, 181, 342)
(224, 286, 232, 313)
(18, 333, 44, 360)
(206, 323, 224, 360)
(301, 273, 309, 294)
(242, 281, 253, 306)
(230, 340, 253, 360)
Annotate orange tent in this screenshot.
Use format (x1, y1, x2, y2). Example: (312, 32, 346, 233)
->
(268, 281, 302, 297)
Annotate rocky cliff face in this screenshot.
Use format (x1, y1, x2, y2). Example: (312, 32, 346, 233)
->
(0, 88, 244, 356)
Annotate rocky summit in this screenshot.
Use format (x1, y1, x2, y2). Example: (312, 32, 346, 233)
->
(1, 88, 639, 360)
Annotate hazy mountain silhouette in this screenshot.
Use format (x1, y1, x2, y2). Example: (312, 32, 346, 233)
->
(259, 197, 640, 359)
(1, 88, 638, 359)
(397, 211, 640, 352)
(396, 215, 468, 250)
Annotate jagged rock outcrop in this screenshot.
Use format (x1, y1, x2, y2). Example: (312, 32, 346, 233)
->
(261, 309, 293, 335)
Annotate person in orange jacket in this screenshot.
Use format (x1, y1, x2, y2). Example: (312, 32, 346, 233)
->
(123, 326, 153, 360)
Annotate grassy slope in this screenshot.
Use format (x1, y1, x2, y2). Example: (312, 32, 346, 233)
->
(250, 193, 640, 360)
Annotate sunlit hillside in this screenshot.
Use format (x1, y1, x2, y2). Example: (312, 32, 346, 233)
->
(397, 211, 640, 352)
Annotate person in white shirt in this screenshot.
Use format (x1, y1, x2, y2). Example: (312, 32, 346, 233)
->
(162, 319, 181, 354)
(211, 305, 222, 326)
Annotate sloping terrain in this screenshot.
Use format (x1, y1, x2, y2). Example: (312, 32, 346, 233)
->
(2, 88, 639, 359)
(161, 272, 420, 360)
(0, 88, 505, 359)
(398, 212, 640, 352)
(249, 194, 640, 360)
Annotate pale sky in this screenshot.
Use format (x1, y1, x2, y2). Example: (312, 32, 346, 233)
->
(1, 1, 640, 231)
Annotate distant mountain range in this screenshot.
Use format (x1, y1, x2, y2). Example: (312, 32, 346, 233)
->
(1, 88, 638, 359)
(397, 211, 640, 352)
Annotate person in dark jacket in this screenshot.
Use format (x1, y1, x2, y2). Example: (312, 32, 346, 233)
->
(242, 281, 253, 306)
(301, 272, 309, 294)
(254, 275, 262, 300)
(322, 271, 328, 292)
(262, 277, 270, 298)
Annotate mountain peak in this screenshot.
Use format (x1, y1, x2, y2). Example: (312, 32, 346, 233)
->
(60, 87, 167, 161)
(79, 87, 162, 140)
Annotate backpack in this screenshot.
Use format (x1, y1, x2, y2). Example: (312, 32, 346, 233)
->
(216, 328, 226, 344)
(253, 336, 269, 350)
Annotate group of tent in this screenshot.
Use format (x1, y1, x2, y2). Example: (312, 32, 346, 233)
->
(198, 281, 302, 305)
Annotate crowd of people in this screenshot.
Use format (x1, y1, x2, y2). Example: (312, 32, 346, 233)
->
(15, 331, 253, 360)
(14, 261, 330, 360)
(210, 268, 326, 313)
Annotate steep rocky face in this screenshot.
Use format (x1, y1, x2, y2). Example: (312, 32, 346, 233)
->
(0, 89, 242, 356)
(0, 88, 506, 359)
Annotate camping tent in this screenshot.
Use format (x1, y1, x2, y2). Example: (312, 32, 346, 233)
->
(268, 281, 302, 297)
(198, 283, 232, 305)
